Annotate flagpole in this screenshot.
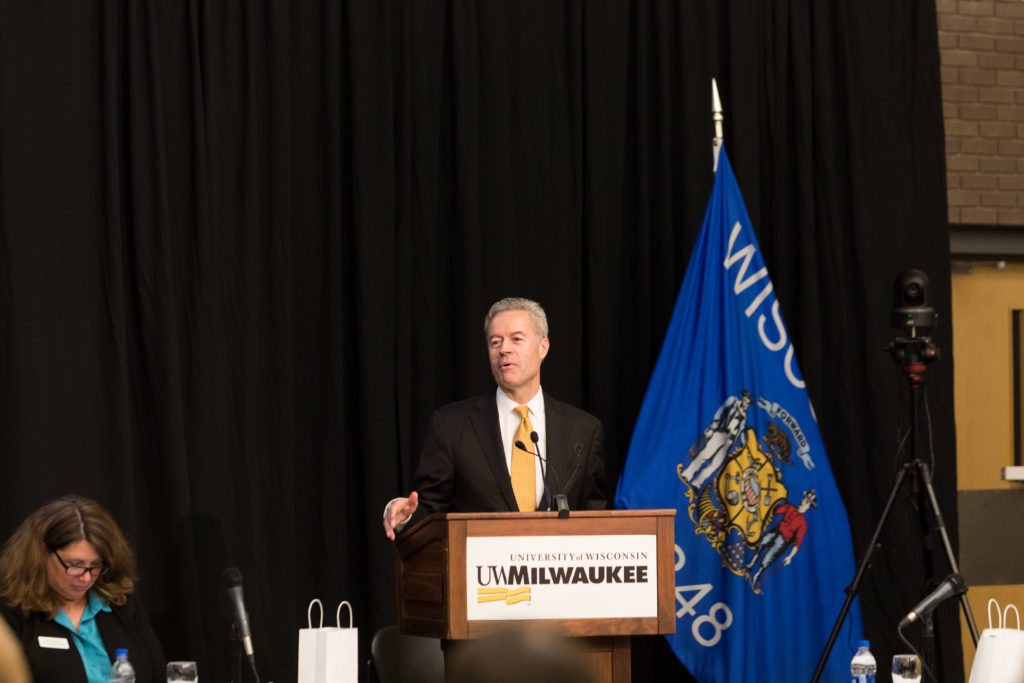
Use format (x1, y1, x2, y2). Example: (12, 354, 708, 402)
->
(712, 78, 724, 171)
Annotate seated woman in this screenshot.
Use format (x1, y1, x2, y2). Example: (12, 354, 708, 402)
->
(0, 495, 165, 683)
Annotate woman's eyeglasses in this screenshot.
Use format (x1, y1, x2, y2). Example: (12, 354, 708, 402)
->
(53, 550, 108, 578)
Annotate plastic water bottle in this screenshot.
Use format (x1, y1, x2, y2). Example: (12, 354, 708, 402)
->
(109, 648, 136, 683)
(850, 640, 876, 683)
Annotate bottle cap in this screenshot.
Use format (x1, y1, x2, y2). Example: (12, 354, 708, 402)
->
(857, 640, 869, 648)
(115, 648, 129, 657)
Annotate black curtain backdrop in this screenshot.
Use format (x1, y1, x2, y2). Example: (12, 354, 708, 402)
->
(0, 1, 962, 681)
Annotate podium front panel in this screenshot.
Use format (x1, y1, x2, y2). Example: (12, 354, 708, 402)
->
(466, 534, 658, 621)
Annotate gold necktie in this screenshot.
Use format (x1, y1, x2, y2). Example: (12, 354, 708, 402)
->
(511, 405, 537, 512)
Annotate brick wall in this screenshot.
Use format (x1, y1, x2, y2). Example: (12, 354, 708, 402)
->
(938, 0, 1024, 225)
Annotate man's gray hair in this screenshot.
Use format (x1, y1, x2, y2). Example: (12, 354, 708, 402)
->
(483, 297, 549, 339)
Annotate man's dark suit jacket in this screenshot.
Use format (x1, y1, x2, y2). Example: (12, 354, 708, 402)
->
(0, 593, 165, 683)
(405, 392, 607, 531)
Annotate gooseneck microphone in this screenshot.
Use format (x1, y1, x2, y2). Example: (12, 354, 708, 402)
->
(898, 573, 966, 629)
(529, 431, 572, 517)
(527, 432, 564, 516)
(515, 438, 553, 511)
(557, 443, 585, 503)
(531, 431, 568, 516)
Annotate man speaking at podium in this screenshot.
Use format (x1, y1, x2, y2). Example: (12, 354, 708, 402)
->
(384, 297, 607, 540)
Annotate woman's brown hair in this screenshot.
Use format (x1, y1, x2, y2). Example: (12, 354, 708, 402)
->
(0, 496, 135, 615)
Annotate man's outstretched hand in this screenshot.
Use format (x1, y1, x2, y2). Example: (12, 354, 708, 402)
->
(383, 491, 419, 541)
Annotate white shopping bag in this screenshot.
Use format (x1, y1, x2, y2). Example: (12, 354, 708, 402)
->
(970, 599, 1024, 683)
(298, 599, 358, 683)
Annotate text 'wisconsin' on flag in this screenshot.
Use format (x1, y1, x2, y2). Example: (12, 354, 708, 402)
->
(615, 146, 862, 682)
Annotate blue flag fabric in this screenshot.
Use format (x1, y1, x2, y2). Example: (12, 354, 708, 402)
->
(615, 147, 862, 682)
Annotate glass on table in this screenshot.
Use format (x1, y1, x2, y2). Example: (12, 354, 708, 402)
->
(167, 661, 198, 682)
(892, 654, 921, 683)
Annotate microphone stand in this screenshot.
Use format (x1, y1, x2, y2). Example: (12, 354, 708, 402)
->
(923, 613, 936, 675)
(809, 332, 979, 683)
(227, 619, 261, 683)
(228, 622, 244, 683)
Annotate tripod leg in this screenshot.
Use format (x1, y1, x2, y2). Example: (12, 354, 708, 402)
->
(919, 461, 980, 644)
(809, 464, 911, 683)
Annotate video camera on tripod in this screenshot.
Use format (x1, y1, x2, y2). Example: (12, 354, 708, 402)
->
(887, 269, 940, 384)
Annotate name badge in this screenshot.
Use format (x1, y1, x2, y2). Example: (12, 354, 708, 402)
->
(37, 636, 70, 649)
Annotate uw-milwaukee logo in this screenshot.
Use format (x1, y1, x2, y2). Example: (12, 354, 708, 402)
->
(477, 586, 531, 604)
(474, 565, 649, 606)
(477, 564, 649, 586)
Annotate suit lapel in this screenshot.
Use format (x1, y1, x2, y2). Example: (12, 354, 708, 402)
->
(470, 395, 519, 511)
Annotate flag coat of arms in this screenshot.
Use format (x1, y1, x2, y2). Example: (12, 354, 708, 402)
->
(615, 147, 862, 682)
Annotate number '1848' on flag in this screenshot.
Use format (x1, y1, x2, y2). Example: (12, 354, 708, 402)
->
(614, 146, 862, 682)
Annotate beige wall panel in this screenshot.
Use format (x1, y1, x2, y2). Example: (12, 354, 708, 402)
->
(952, 262, 1024, 490)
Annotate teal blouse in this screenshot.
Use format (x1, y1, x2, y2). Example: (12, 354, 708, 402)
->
(55, 591, 113, 683)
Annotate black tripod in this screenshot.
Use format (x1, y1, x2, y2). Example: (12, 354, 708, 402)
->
(809, 332, 979, 683)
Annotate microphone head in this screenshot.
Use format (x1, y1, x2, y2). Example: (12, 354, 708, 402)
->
(530, 431, 539, 444)
(514, 440, 527, 451)
(223, 566, 243, 589)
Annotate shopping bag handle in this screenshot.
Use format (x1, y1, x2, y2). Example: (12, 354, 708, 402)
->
(986, 598, 1020, 630)
(337, 601, 353, 628)
(1006, 603, 1020, 631)
(307, 599, 324, 629)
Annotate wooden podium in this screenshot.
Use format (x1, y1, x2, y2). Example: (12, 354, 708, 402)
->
(394, 509, 676, 683)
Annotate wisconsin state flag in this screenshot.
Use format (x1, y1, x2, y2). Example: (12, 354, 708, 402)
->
(615, 147, 862, 682)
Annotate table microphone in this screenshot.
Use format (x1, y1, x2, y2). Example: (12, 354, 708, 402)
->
(223, 567, 255, 657)
(898, 572, 966, 628)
